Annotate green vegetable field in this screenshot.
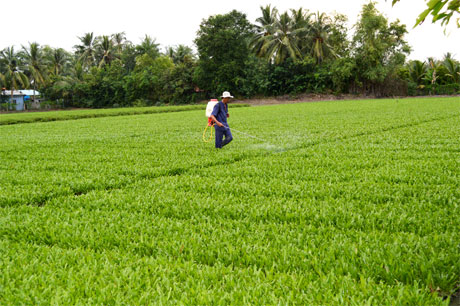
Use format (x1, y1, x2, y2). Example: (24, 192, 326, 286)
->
(1, 97, 460, 305)
(0, 104, 249, 126)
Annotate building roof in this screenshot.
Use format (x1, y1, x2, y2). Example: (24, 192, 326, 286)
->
(20, 90, 41, 96)
(1, 90, 40, 96)
(1, 90, 25, 96)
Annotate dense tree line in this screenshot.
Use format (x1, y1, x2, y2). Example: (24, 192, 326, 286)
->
(0, 2, 459, 109)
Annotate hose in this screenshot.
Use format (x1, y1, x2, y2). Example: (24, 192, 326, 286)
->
(202, 123, 215, 143)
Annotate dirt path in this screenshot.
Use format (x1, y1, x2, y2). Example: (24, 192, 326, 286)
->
(232, 93, 460, 106)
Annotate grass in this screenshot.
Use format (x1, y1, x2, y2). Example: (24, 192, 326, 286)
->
(0, 103, 249, 125)
(1, 96, 459, 304)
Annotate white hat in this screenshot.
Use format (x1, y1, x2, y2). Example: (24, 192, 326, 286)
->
(221, 91, 234, 98)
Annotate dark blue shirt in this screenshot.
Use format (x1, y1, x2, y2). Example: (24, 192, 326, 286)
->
(211, 101, 228, 127)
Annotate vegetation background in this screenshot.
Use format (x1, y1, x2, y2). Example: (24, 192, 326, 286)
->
(0, 2, 459, 110)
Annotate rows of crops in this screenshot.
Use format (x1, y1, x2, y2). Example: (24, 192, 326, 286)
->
(1, 97, 459, 304)
(0, 104, 248, 125)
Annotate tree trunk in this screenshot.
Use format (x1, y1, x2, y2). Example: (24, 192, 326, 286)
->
(32, 81, 36, 111)
(10, 88, 13, 112)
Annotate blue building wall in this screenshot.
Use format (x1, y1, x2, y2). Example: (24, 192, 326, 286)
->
(4, 95, 25, 110)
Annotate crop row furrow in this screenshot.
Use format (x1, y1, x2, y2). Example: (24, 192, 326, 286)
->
(6, 112, 459, 208)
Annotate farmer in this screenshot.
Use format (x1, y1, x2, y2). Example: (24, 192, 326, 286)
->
(210, 91, 233, 149)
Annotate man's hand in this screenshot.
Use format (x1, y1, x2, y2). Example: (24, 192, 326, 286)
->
(216, 122, 224, 128)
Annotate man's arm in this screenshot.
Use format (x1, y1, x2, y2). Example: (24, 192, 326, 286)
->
(210, 115, 224, 127)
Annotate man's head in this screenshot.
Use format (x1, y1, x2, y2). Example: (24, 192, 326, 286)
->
(221, 91, 233, 103)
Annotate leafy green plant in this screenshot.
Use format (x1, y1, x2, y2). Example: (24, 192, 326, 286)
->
(1, 96, 459, 305)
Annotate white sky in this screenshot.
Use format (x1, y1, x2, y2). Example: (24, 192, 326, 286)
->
(2, 0, 459, 60)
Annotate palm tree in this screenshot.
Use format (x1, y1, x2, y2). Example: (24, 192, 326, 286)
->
(72, 61, 85, 82)
(290, 8, 311, 29)
(165, 46, 174, 59)
(270, 11, 305, 64)
(74, 32, 96, 68)
(408, 60, 427, 86)
(443, 54, 460, 84)
(286, 8, 313, 59)
(136, 35, 160, 59)
(251, 6, 316, 64)
(97, 35, 114, 67)
(443, 52, 454, 60)
(48, 59, 85, 107)
(309, 12, 335, 64)
(166, 45, 194, 64)
(252, 7, 307, 64)
(0, 47, 29, 111)
(22, 42, 47, 103)
(250, 5, 278, 58)
(112, 32, 127, 56)
(48, 48, 69, 77)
